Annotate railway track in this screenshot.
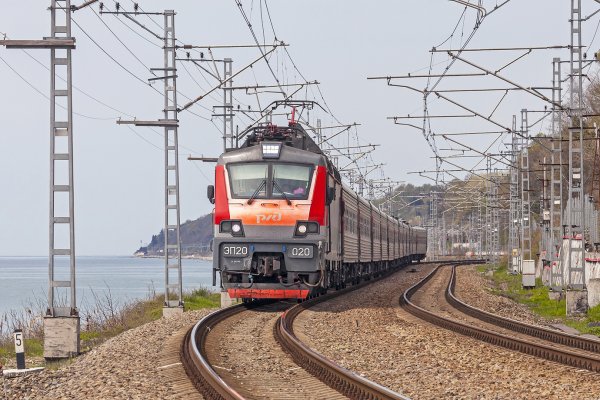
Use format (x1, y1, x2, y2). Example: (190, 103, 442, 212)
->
(401, 263, 600, 373)
(179, 265, 428, 400)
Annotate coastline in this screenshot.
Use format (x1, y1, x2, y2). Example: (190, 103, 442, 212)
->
(133, 254, 213, 261)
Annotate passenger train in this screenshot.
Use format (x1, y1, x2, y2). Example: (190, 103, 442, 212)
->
(207, 121, 427, 300)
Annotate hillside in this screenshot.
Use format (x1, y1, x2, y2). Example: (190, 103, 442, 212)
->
(135, 214, 213, 256)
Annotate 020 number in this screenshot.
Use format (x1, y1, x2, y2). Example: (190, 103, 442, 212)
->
(290, 247, 312, 258)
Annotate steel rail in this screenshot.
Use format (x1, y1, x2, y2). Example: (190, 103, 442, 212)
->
(275, 280, 411, 400)
(446, 265, 600, 354)
(181, 303, 249, 400)
(401, 264, 600, 373)
(181, 261, 446, 399)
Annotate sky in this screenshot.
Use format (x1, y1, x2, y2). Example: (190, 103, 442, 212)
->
(0, 0, 595, 255)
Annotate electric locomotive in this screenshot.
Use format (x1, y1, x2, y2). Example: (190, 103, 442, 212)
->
(207, 121, 426, 300)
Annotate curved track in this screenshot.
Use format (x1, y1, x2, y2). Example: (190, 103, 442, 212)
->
(181, 266, 423, 400)
(401, 264, 600, 373)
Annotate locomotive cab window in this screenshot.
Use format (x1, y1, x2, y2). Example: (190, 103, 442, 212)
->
(228, 163, 269, 199)
(272, 164, 312, 200)
(227, 162, 313, 200)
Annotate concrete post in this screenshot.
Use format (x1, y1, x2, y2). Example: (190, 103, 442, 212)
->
(14, 329, 25, 369)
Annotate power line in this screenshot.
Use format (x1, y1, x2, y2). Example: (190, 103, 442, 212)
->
(71, 15, 162, 94)
(0, 53, 114, 121)
(110, 5, 162, 49)
(4, 28, 212, 162)
(19, 47, 135, 118)
(91, 7, 155, 76)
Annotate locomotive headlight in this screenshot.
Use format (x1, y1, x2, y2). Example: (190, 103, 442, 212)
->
(220, 220, 245, 237)
(261, 142, 282, 159)
(294, 221, 319, 237)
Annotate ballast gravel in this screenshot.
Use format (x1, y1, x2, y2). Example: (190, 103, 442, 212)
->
(1, 309, 214, 400)
(294, 264, 600, 400)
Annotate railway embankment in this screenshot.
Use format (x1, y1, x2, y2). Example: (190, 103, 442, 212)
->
(458, 265, 600, 336)
(0, 288, 219, 370)
(1, 289, 219, 399)
(1, 309, 215, 400)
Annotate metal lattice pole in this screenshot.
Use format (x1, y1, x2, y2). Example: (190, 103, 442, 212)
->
(316, 119, 323, 146)
(163, 10, 183, 309)
(223, 58, 234, 150)
(550, 57, 564, 290)
(521, 109, 532, 263)
(1, 0, 85, 358)
(47, 0, 77, 318)
(567, 0, 586, 289)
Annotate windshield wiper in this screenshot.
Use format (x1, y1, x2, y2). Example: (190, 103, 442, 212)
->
(247, 179, 266, 205)
(272, 179, 292, 206)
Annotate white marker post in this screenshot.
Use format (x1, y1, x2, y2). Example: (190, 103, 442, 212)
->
(13, 329, 25, 369)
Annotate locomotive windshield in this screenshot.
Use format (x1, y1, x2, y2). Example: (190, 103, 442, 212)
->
(228, 163, 268, 199)
(228, 162, 313, 200)
(272, 164, 312, 200)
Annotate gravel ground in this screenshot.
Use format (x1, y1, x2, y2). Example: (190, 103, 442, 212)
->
(454, 265, 557, 327)
(1, 309, 214, 400)
(294, 264, 600, 400)
(204, 301, 347, 400)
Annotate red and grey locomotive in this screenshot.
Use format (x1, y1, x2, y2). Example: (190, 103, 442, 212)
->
(207, 122, 426, 300)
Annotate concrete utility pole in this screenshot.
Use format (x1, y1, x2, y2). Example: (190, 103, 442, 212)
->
(485, 157, 492, 261)
(427, 191, 438, 261)
(491, 175, 500, 265)
(117, 10, 184, 316)
(541, 155, 551, 284)
(566, 0, 587, 303)
(478, 199, 484, 258)
(520, 109, 532, 267)
(0, 0, 97, 359)
(509, 116, 521, 273)
(550, 58, 564, 291)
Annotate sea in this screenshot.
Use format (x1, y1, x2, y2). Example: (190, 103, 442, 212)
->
(0, 256, 217, 316)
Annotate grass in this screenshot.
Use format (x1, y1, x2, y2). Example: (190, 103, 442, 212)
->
(184, 288, 221, 311)
(483, 264, 600, 336)
(0, 287, 219, 368)
(79, 287, 220, 352)
(0, 338, 44, 369)
(488, 267, 566, 318)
